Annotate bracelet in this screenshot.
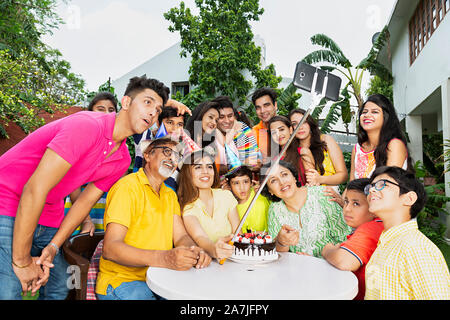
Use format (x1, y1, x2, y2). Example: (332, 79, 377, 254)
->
(12, 259, 32, 269)
(49, 242, 59, 255)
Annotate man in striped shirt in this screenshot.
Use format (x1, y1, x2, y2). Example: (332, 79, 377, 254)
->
(364, 166, 450, 300)
(212, 96, 261, 176)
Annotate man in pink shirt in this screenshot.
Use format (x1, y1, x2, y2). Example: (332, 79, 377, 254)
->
(0, 76, 185, 300)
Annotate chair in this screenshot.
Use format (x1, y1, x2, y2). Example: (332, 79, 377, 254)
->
(62, 231, 104, 300)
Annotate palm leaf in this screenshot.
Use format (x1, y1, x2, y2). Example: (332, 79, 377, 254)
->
(340, 85, 352, 124)
(277, 82, 302, 115)
(320, 101, 340, 134)
(277, 82, 297, 108)
(302, 49, 351, 69)
(311, 97, 327, 119)
(357, 59, 392, 81)
(309, 34, 351, 67)
(356, 25, 392, 81)
(319, 65, 337, 72)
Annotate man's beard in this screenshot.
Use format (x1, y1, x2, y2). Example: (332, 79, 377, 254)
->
(158, 160, 175, 178)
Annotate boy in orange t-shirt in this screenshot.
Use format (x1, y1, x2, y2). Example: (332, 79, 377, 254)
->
(322, 178, 384, 300)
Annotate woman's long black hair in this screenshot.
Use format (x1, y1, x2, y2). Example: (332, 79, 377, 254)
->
(357, 94, 414, 172)
(185, 101, 219, 148)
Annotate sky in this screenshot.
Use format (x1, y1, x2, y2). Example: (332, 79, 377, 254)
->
(43, 0, 397, 93)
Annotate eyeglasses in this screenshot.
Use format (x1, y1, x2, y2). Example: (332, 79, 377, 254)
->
(364, 179, 402, 195)
(151, 146, 181, 161)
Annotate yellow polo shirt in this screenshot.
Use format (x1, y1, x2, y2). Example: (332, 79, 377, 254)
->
(236, 188, 270, 233)
(365, 219, 450, 300)
(96, 168, 180, 295)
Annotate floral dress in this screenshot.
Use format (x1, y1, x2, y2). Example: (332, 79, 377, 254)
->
(267, 186, 352, 257)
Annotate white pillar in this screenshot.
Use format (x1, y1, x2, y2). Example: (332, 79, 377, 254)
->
(405, 115, 423, 164)
(441, 78, 450, 243)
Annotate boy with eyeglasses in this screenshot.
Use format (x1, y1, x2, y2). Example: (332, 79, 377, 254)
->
(364, 166, 450, 300)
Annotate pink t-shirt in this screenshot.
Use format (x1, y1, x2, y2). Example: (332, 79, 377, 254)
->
(0, 111, 131, 228)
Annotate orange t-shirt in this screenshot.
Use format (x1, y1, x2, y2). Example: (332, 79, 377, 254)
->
(252, 121, 268, 158)
(340, 219, 384, 300)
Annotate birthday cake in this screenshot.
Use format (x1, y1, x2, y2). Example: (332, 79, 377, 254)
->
(231, 232, 278, 261)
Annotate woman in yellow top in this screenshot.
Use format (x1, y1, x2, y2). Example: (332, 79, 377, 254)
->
(288, 108, 348, 186)
(177, 149, 240, 261)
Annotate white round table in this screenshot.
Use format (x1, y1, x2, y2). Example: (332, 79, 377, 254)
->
(146, 252, 358, 300)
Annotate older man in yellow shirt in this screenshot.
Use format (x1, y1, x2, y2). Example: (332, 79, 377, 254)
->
(364, 166, 450, 300)
(96, 137, 211, 300)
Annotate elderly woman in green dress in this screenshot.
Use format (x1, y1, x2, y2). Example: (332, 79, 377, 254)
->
(261, 160, 351, 257)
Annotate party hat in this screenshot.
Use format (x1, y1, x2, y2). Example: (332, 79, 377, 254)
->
(155, 123, 168, 138)
(225, 143, 242, 176)
(179, 129, 201, 155)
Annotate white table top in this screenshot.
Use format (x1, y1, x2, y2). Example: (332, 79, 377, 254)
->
(146, 252, 358, 300)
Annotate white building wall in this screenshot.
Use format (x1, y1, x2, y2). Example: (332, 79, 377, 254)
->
(112, 42, 192, 100)
(391, 13, 450, 116)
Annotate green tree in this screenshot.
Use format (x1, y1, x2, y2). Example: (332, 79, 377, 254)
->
(365, 74, 393, 103)
(164, 0, 281, 109)
(0, 0, 86, 137)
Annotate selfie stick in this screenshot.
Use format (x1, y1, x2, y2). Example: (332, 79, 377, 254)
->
(219, 68, 330, 265)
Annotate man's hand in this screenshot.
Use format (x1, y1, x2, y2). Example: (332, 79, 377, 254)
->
(164, 246, 199, 271)
(12, 256, 45, 296)
(35, 243, 58, 288)
(166, 99, 192, 116)
(80, 217, 95, 236)
(189, 246, 212, 269)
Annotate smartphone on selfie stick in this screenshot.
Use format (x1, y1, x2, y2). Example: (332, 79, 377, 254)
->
(219, 61, 342, 265)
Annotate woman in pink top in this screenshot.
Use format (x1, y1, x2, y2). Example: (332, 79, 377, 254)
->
(350, 94, 414, 180)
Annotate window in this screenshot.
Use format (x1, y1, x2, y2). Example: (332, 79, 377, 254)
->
(171, 82, 190, 98)
(409, 0, 448, 64)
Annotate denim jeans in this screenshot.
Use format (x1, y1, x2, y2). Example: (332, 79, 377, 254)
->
(97, 281, 163, 300)
(0, 215, 70, 300)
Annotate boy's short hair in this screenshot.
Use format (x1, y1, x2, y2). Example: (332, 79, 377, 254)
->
(369, 166, 427, 218)
(158, 106, 185, 125)
(226, 165, 253, 183)
(346, 178, 370, 194)
(251, 87, 277, 105)
(124, 75, 169, 106)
